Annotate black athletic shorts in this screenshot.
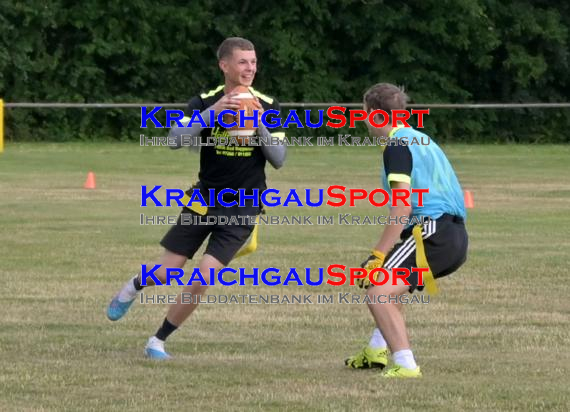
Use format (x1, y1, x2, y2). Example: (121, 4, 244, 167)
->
(160, 202, 259, 266)
(382, 213, 468, 293)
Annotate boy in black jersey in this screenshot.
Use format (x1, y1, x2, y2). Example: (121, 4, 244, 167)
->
(106, 37, 286, 359)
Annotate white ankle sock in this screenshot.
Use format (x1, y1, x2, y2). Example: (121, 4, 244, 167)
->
(147, 336, 165, 348)
(368, 328, 387, 349)
(392, 349, 417, 369)
(117, 275, 139, 302)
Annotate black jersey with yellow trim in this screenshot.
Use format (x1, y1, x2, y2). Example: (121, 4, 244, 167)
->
(186, 85, 283, 195)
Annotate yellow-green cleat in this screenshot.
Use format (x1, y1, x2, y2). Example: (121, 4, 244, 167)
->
(382, 364, 422, 378)
(345, 346, 388, 369)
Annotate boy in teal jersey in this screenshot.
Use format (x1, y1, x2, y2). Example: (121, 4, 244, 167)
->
(345, 83, 468, 378)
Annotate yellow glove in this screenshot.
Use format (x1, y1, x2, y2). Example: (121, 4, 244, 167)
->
(357, 250, 386, 289)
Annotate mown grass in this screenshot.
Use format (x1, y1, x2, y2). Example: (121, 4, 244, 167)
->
(0, 142, 569, 411)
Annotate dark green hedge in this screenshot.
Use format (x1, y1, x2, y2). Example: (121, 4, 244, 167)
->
(1, 0, 569, 142)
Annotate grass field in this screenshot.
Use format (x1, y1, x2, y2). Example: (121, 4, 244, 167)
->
(1, 142, 569, 411)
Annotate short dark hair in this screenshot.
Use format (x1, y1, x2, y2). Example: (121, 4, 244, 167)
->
(217, 37, 255, 61)
(363, 83, 408, 112)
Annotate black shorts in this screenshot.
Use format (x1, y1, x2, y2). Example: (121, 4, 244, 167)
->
(160, 205, 257, 266)
(383, 213, 468, 293)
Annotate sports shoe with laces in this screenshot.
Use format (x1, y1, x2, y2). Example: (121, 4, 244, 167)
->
(344, 346, 388, 369)
(106, 294, 135, 321)
(382, 364, 422, 378)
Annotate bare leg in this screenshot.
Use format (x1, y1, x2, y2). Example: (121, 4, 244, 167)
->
(140, 249, 188, 285)
(143, 253, 224, 359)
(366, 282, 410, 353)
(166, 254, 224, 326)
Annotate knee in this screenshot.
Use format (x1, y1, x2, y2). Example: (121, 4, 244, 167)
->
(366, 287, 382, 310)
(193, 265, 218, 293)
(366, 285, 403, 309)
(153, 250, 187, 283)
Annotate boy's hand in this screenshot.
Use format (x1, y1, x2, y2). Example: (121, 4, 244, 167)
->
(357, 250, 386, 289)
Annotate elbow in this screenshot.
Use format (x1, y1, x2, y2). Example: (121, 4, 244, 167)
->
(270, 159, 285, 170)
(264, 146, 286, 170)
(272, 152, 287, 169)
(168, 128, 181, 149)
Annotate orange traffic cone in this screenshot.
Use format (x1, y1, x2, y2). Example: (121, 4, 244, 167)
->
(464, 190, 474, 208)
(84, 172, 96, 189)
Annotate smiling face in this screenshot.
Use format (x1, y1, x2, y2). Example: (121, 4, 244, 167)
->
(220, 48, 257, 89)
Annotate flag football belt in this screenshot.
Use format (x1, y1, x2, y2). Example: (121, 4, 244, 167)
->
(179, 186, 263, 217)
(180, 192, 208, 215)
(412, 213, 464, 295)
(234, 215, 260, 259)
(412, 224, 439, 295)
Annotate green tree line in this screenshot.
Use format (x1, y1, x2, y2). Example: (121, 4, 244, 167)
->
(1, 0, 569, 142)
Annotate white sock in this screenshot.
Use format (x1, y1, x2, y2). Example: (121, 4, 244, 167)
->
(147, 336, 165, 348)
(392, 349, 417, 369)
(368, 328, 387, 349)
(117, 275, 139, 302)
